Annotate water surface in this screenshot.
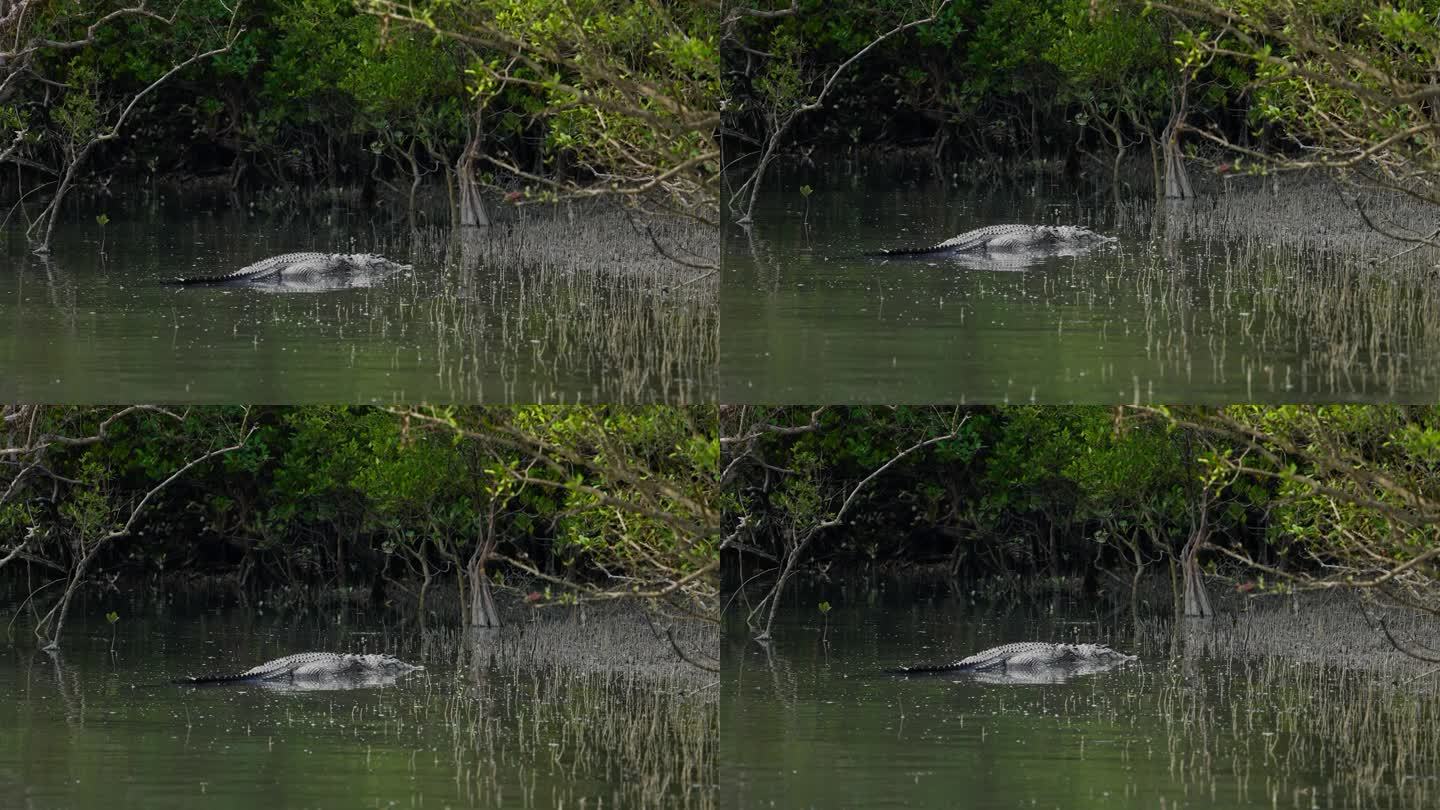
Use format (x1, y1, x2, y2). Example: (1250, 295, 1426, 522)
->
(723, 168, 1440, 402)
(723, 581, 1439, 809)
(2, 196, 716, 403)
(2, 596, 717, 809)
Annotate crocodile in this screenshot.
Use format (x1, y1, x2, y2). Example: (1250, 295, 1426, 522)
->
(173, 652, 423, 685)
(164, 252, 411, 290)
(872, 224, 1116, 258)
(887, 641, 1136, 676)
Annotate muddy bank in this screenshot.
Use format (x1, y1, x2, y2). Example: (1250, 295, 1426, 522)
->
(1122, 175, 1440, 266)
(1167, 590, 1440, 682)
(425, 600, 718, 809)
(452, 600, 719, 685)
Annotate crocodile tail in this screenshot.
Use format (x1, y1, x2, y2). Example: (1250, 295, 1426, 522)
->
(162, 275, 228, 286)
(163, 268, 273, 285)
(885, 661, 971, 675)
(872, 232, 994, 257)
(172, 672, 259, 685)
(162, 276, 225, 286)
(870, 240, 961, 258)
(870, 245, 938, 258)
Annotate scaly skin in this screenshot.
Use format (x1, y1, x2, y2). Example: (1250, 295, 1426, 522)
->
(875, 224, 1116, 257)
(887, 641, 1136, 674)
(166, 253, 410, 285)
(173, 652, 424, 684)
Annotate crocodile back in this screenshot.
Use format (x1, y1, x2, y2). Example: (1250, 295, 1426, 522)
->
(166, 252, 412, 286)
(981, 226, 1056, 249)
(266, 256, 340, 281)
(174, 651, 422, 684)
(172, 651, 343, 684)
(239, 651, 351, 679)
(879, 225, 1060, 256)
(954, 641, 1065, 669)
(888, 641, 1136, 674)
(166, 252, 331, 285)
(888, 641, 1051, 673)
(876, 224, 1115, 257)
(877, 224, 1020, 256)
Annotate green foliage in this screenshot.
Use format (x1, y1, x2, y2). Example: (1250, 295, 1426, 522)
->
(728, 406, 1216, 579)
(1043, 1, 1174, 129)
(722, 0, 1296, 165)
(0, 406, 715, 605)
(54, 65, 101, 144)
(756, 30, 806, 114)
(1200, 405, 1440, 576)
(3, 0, 712, 200)
(1153, 0, 1440, 200)
(720, 404, 1435, 599)
(492, 405, 718, 582)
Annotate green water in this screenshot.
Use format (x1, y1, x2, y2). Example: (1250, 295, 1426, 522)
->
(0, 198, 715, 404)
(722, 582, 1436, 810)
(722, 174, 1440, 403)
(2, 599, 717, 809)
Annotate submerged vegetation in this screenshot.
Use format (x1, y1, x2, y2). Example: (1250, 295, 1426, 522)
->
(0, 404, 719, 650)
(722, 405, 1440, 638)
(722, 578, 1440, 809)
(7, 598, 717, 808)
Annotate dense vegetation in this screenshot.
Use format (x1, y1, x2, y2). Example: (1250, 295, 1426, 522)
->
(722, 0, 1440, 215)
(1, 0, 719, 250)
(721, 405, 1440, 637)
(0, 405, 718, 648)
(725, 1, 1201, 163)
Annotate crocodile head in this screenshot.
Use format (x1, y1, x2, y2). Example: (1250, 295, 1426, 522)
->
(354, 653, 424, 674)
(1045, 226, 1115, 243)
(342, 253, 414, 273)
(1067, 643, 1137, 662)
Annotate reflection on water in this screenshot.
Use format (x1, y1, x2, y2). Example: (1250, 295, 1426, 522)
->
(722, 170, 1440, 402)
(874, 239, 1117, 272)
(722, 580, 1440, 810)
(1, 196, 716, 403)
(174, 670, 423, 691)
(890, 656, 1135, 684)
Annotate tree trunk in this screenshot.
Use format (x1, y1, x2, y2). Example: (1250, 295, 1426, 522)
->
(1182, 505, 1213, 618)
(1149, 135, 1163, 202)
(1162, 137, 1194, 200)
(31, 142, 93, 254)
(412, 544, 432, 618)
(736, 110, 794, 225)
(41, 539, 103, 650)
(390, 138, 421, 227)
(755, 526, 815, 640)
(1161, 81, 1195, 200)
(425, 143, 456, 226)
(456, 107, 490, 228)
(466, 532, 501, 628)
(1048, 521, 1059, 582)
(1129, 540, 1143, 628)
